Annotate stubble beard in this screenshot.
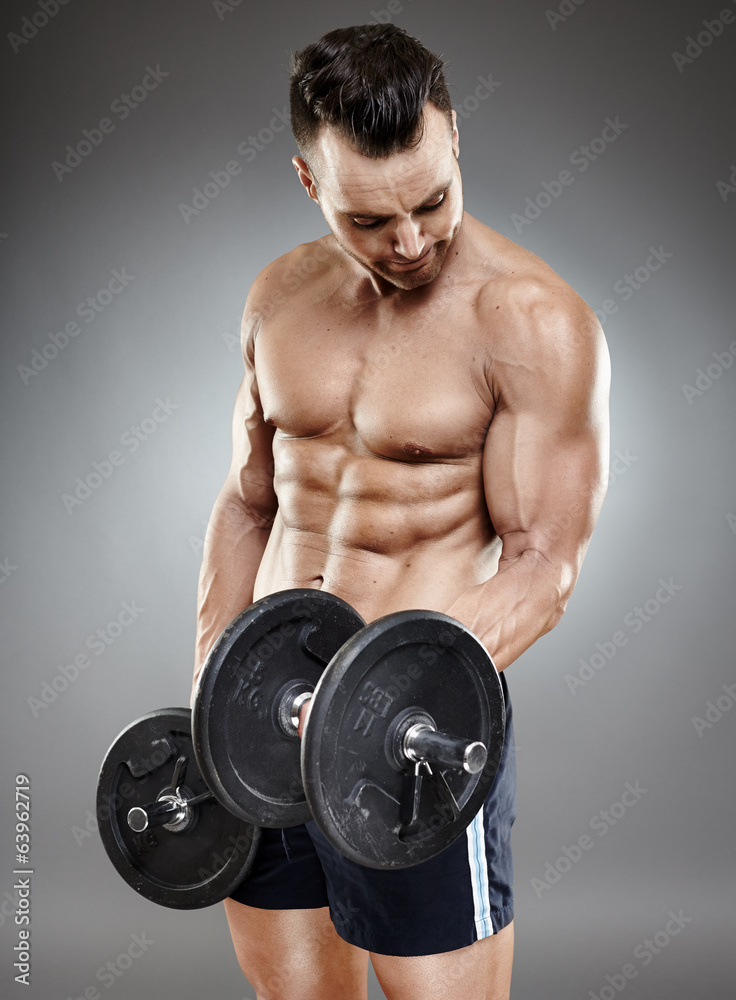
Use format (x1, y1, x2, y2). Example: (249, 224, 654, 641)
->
(340, 217, 464, 292)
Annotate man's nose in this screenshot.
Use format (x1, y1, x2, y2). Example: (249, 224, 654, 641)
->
(393, 218, 425, 260)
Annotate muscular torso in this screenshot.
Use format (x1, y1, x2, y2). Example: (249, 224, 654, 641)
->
(252, 214, 555, 622)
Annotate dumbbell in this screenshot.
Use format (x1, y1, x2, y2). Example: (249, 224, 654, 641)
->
(192, 589, 505, 870)
(93, 591, 361, 908)
(96, 707, 260, 908)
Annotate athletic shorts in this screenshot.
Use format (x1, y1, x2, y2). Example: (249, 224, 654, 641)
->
(228, 673, 516, 957)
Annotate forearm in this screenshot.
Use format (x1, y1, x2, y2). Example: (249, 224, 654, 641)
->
(445, 548, 571, 672)
(192, 481, 274, 692)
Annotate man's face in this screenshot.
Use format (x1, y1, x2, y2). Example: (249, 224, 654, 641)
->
(293, 103, 463, 291)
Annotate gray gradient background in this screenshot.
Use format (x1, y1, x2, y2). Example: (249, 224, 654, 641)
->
(1, 0, 734, 997)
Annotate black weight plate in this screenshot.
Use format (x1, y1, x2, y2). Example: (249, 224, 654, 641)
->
(302, 612, 505, 869)
(97, 708, 260, 909)
(193, 589, 366, 827)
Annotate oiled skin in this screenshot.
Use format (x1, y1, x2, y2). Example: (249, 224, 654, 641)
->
(193, 215, 609, 679)
(191, 106, 610, 1000)
(255, 228, 501, 615)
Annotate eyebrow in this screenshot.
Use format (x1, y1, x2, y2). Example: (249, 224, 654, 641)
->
(340, 180, 452, 221)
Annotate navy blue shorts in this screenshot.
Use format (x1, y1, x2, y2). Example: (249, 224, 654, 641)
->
(228, 673, 516, 957)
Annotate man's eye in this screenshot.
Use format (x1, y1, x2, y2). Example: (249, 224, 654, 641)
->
(350, 193, 445, 228)
(421, 194, 445, 212)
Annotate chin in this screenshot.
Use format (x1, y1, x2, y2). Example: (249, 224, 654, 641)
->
(373, 242, 450, 290)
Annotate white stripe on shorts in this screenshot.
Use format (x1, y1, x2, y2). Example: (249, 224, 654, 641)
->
(466, 807, 494, 938)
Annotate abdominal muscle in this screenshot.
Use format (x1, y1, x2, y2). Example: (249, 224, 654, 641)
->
(252, 446, 500, 624)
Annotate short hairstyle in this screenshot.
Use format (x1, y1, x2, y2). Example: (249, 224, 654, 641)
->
(289, 24, 452, 161)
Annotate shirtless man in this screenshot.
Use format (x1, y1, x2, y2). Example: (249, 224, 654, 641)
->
(190, 23, 609, 1000)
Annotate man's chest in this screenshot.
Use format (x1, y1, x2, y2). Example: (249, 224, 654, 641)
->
(256, 304, 495, 461)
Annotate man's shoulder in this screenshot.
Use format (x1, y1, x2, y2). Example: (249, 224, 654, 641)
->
(469, 221, 603, 360)
(246, 236, 339, 318)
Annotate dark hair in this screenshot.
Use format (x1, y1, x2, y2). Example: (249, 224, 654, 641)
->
(290, 24, 452, 161)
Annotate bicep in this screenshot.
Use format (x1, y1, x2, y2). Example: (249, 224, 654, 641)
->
(483, 303, 610, 576)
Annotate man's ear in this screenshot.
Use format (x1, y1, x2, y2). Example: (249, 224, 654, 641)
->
(292, 156, 320, 203)
(451, 110, 459, 159)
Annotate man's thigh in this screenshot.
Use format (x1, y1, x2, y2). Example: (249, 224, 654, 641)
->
(223, 899, 370, 1000)
(221, 676, 516, 992)
(371, 921, 514, 1000)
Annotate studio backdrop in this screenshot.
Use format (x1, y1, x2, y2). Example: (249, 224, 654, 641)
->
(1, 0, 734, 997)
